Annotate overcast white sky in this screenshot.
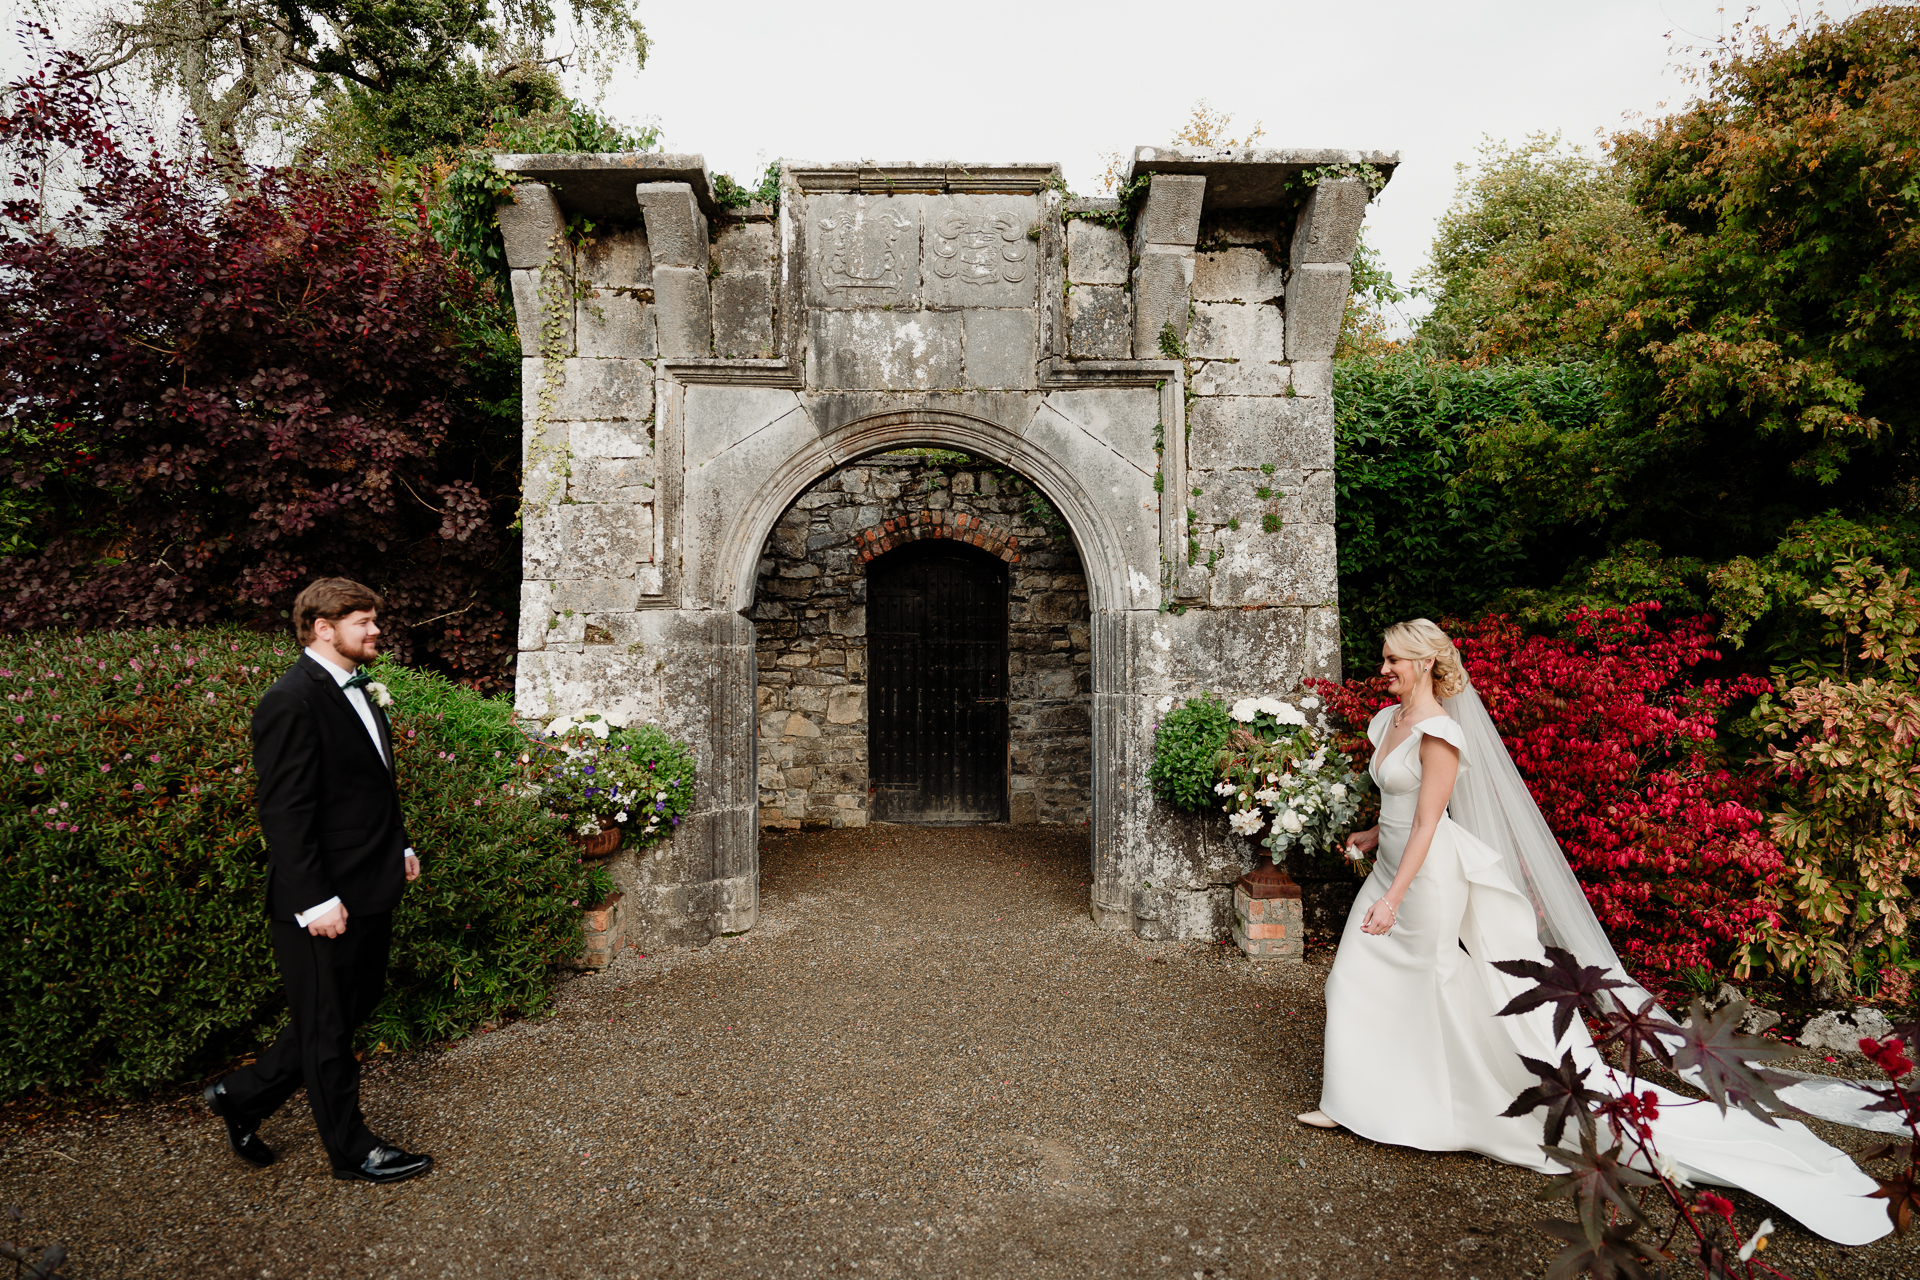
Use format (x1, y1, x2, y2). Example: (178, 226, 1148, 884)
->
(607, 0, 1875, 321)
(3, 0, 1878, 322)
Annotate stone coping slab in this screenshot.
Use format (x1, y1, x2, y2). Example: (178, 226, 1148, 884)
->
(494, 152, 720, 219)
(1124, 146, 1401, 208)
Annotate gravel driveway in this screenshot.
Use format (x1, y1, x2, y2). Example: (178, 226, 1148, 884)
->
(3, 824, 1912, 1278)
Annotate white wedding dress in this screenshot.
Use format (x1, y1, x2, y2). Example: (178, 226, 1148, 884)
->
(1317, 706, 1892, 1246)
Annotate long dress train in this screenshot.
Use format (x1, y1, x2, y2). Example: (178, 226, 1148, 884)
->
(1317, 707, 1892, 1247)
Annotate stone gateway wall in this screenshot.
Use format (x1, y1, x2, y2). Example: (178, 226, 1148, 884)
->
(751, 457, 1092, 830)
(497, 147, 1394, 950)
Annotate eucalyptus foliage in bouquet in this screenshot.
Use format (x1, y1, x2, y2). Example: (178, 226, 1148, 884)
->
(1150, 692, 1368, 865)
(529, 711, 696, 849)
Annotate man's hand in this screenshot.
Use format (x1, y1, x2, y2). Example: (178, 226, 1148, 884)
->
(404, 853, 421, 882)
(308, 902, 348, 938)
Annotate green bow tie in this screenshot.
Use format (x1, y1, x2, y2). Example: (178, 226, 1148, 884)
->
(344, 671, 374, 692)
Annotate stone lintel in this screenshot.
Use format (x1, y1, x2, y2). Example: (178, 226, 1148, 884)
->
(784, 162, 1062, 194)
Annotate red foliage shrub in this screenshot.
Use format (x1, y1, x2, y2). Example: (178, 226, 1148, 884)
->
(0, 44, 519, 688)
(1313, 605, 1783, 985)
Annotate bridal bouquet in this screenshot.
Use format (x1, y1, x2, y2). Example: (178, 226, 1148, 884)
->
(1211, 696, 1368, 861)
(525, 711, 696, 849)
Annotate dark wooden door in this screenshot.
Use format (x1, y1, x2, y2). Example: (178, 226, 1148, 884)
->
(869, 542, 1009, 822)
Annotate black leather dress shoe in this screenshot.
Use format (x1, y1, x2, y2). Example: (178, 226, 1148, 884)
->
(204, 1083, 275, 1168)
(333, 1145, 433, 1185)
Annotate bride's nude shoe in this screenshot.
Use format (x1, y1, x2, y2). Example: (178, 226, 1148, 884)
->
(1295, 1110, 1340, 1129)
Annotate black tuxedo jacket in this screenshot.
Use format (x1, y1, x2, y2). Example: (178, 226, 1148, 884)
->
(251, 654, 411, 921)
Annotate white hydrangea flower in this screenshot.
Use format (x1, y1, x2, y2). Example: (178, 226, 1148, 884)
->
(1273, 702, 1309, 727)
(1330, 782, 1348, 801)
(1230, 697, 1259, 723)
(1256, 696, 1285, 716)
(1254, 788, 1281, 807)
(1300, 695, 1320, 709)
(1228, 809, 1266, 836)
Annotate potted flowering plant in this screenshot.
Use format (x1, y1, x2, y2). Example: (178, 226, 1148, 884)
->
(527, 711, 697, 858)
(1212, 695, 1368, 872)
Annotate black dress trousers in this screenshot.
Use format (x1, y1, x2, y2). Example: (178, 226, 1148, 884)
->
(222, 911, 394, 1169)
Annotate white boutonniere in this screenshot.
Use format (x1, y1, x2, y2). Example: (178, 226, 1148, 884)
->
(368, 681, 393, 708)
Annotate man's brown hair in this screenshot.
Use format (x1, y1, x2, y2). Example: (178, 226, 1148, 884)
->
(292, 577, 383, 645)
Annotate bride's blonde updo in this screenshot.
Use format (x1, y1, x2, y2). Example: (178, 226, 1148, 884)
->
(1382, 618, 1468, 699)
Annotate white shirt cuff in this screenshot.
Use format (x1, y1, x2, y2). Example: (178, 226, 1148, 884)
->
(294, 896, 342, 928)
(404, 846, 415, 859)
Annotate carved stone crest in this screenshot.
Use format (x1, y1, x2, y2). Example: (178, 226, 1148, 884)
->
(818, 208, 915, 293)
(930, 211, 1030, 285)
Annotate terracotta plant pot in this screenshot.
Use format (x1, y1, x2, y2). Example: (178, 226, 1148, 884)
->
(1239, 853, 1301, 900)
(572, 819, 624, 859)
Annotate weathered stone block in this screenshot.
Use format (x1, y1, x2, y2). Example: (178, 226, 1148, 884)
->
(826, 688, 863, 724)
(1291, 359, 1333, 398)
(806, 309, 963, 390)
(570, 419, 652, 459)
(526, 358, 654, 422)
(499, 183, 567, 270)
(580, 229, 651, 288)
(1132, 173, 1206, 251)
(1065, 286, 1131, 359)
(922, 194, 1041, 309)
(963, 308, 1035, 388)
(1192, 248, 1284, 302)
(1210, 522, 1338, 609)
(1290, 177, 1370, 265)
(1190, 360, 1290, 397)
(1285, 263, 1351, 362)
(712, 272, 774, 358)
(1187, 395, 1334, 472)
(1066, 219, 1129, 285)
(550, 577, 645, 615)
(518, 581, 553, 651)
(713, 222, 773, 275)
(635, 182, 709, 270)
(559, 504, 652, 578)
(1187, 302, 1284, 362)
(576, 289, 656, 359)
(652, 266, 713, 358)
(569, 454, 654, 503)
(509, 269, 571, 357)
(806, 194, 924, 309)
(1132, 251, 1193, 356)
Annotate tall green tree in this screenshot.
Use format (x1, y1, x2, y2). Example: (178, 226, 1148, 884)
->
(1439, 6, 1920, 563)
(82, 0, 648, 186)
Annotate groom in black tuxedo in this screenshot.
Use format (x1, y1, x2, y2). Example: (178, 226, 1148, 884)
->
(205, 577, 433, 1184)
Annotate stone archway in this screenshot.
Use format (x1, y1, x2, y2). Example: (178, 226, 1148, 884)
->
(501, 150, 1384, 949)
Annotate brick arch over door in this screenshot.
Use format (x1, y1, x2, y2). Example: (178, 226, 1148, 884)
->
(854, 510, 1022, 566)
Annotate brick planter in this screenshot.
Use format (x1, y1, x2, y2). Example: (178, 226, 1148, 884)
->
(1232, 858, 1304, 962)
(576, 892, 625, 969)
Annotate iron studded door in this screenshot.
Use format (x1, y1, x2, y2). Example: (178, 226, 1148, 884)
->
(869, 542, 1009, 822)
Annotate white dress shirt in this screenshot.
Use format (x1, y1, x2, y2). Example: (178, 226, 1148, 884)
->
(291, 648, 411, 928)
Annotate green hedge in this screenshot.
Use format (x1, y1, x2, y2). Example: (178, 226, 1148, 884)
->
(1333, 355, 1609, 670)
(1, 627, 612, 1097)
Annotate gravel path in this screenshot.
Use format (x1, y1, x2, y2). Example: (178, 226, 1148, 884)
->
(3, 825, 1913, 1278)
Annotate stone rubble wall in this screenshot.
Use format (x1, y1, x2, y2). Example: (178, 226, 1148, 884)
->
(751, 457, 1092, 830)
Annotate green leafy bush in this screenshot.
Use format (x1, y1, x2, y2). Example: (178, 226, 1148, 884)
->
(1147, 694, 1233, 811)
(1, 626, 613, 1098)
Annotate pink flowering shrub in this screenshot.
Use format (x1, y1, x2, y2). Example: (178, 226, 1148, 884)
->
(0, 627, 610, 1098)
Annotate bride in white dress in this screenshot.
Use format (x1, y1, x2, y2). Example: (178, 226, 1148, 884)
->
(1295, 619, 1892, 1247)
